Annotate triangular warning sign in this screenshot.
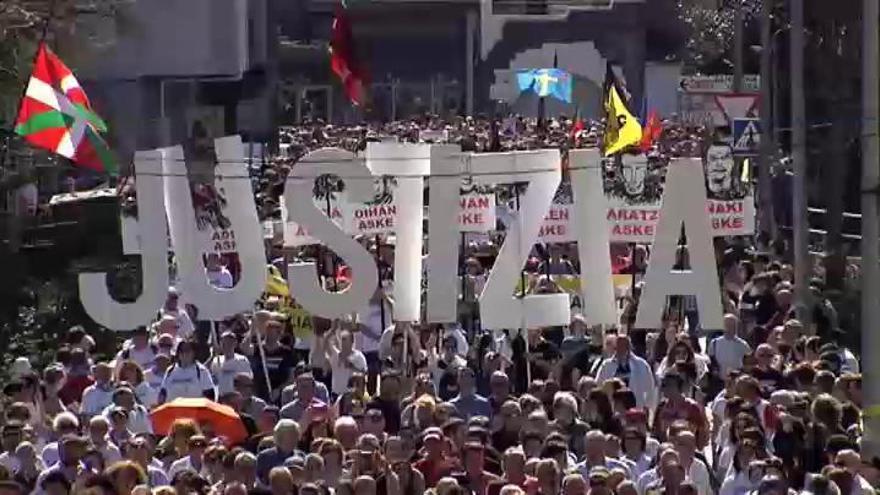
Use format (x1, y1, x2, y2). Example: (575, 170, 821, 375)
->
(735, 120, 761, 150)
(715, 94, 759, 124)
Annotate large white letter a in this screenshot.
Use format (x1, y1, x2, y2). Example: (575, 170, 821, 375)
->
(634, 158, 724, 331)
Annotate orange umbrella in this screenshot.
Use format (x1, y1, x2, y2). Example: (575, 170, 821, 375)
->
(151, 398, 248, 445)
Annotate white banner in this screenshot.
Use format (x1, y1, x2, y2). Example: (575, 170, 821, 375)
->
(344, 202, 398, 236)
(458, 194, 496, 233)
(282, 196, 345, 246)
(537, 203, 574, 243)
(605, 197, 755, 242)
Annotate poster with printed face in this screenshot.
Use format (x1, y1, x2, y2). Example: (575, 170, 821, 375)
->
(602, 151, 755, 242)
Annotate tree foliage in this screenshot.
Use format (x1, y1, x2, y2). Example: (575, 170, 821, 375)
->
(677, 0, 764, 73)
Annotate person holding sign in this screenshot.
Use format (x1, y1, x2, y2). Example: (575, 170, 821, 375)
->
(318, 321, 368, 397)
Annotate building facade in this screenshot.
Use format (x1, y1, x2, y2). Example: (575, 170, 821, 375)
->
(278, 0, 684, 123)
(78, 0, 276, 162)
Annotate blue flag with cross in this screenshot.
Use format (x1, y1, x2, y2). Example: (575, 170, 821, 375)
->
(516, 68, 572, 103)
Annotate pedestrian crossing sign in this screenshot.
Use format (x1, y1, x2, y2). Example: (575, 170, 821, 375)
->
(732, 118, 761, 156)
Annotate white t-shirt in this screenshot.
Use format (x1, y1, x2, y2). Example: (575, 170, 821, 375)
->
(328, 348, 367, 396)
(356, 301, 389, 354)
(80, 384, 115, 417)
(709, 335, 752, 376)
(159, 307, 195, 340)
(114, 344, 158, 372)
(210, 353, 253, 395)
(161, 363, 215, 402)
(207, 268, 234, 289)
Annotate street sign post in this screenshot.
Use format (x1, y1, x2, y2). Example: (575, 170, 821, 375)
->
(732, 118, 761, 156)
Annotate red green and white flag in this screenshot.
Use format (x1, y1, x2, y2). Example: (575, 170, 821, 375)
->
(14, 42, 116, 174)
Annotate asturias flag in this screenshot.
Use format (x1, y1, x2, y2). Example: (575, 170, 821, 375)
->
(602, 63, 642, 156)
(15, 42, 116, 174)
(517, 68, 572, 103)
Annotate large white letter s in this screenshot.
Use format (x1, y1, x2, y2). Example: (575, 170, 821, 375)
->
(284, 148, 378, 320)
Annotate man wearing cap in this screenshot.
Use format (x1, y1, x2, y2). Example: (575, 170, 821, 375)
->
(210, 331, 253, 396)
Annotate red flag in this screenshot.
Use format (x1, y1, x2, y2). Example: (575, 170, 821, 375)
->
(639, 110, 662, 152)
(570, 108, 585, 140)
(330, 5, 366, 106)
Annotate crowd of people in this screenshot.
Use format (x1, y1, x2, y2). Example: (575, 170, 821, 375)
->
(0, 115, 869, 495)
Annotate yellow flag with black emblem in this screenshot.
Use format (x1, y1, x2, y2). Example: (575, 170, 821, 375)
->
(603, 63, 643, 156)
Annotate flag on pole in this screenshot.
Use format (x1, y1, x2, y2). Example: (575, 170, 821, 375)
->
(14, 43, 116, 174)
(266, 265, 290, 298)
(330, 4, 366, 106)
(516, 69, 572, 103)
(602, 63, 642, 156)
(639, 110, 662, 152)
(570, 108, 585, 140)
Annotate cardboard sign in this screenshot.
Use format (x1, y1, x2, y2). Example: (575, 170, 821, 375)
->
(536, 203, 574, 244)
(458, 194, 496, 233)
(344, 202, 398, 236)
(605, 198, 756, 242)
(282, 196, 345, 247)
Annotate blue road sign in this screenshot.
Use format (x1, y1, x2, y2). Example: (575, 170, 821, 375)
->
(732, 118, 761, 156)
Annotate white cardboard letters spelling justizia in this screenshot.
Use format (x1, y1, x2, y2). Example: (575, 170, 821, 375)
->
(83, 136, 723, 332)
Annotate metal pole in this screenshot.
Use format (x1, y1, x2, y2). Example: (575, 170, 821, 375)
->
(758, 0, 776, 239)
(789, 0, 811, 325)
(391, 78, 398, 121)
(465, 10, 476, 117)
(514, 186, 531, 385)
(327, 193, 339, 291)
(860, 0, 880, 457)
(733, 0, 744, 92)
(375, 234, 387, 332)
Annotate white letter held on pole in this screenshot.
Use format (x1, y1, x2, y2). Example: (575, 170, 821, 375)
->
(164, 136, 266, 320)
(366, 143, 428, 322)
(79, 149, 170, 330)
(471, 150, 570, 330)
(569, 149, 617, 326)
(284, 148, 378, 319)
(635, 158, 724, 330)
